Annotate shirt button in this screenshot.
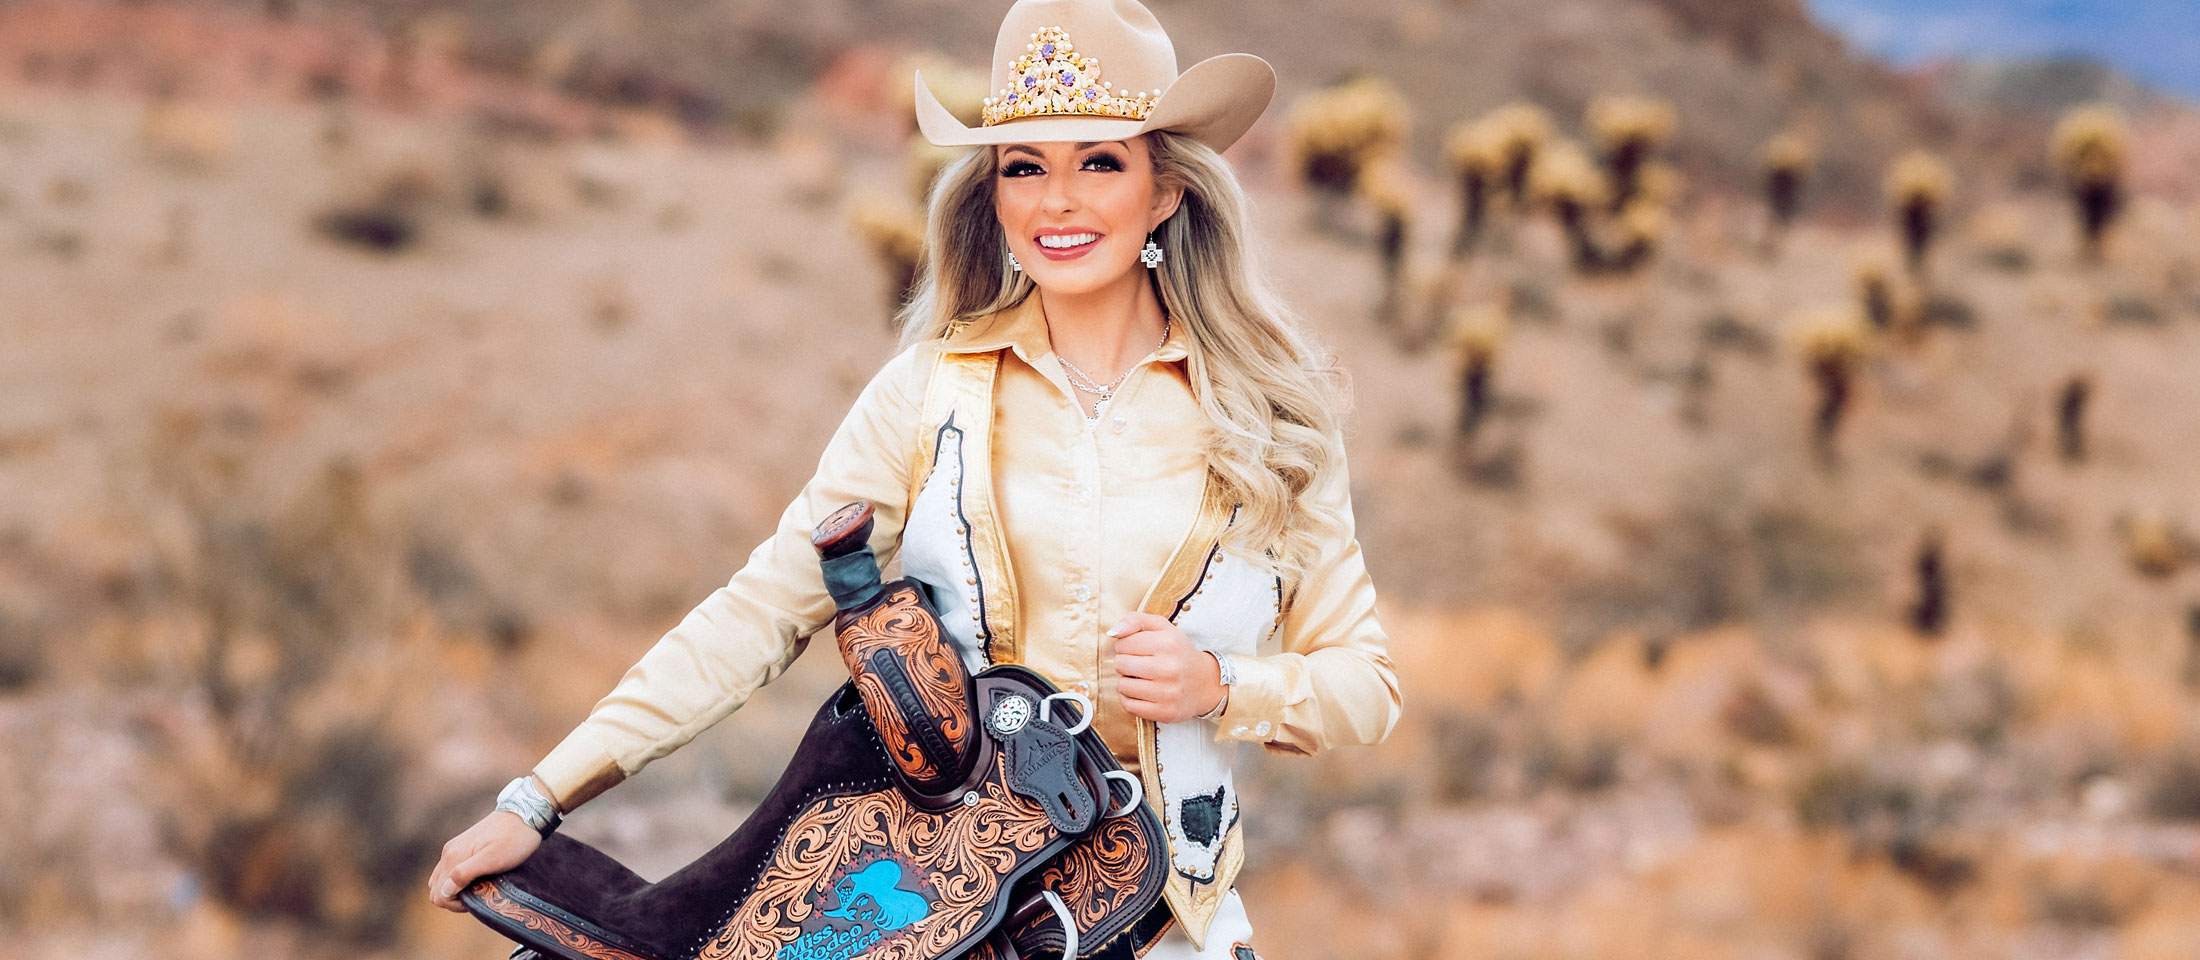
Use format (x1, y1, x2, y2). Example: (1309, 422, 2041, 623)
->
(1231, 725, 1249, 736)
(1073, 584, 1090, 602)
(1254, 720, 1272, 737)
(1077, 484, 1092, 503)
(1109, 415, 1126, 433)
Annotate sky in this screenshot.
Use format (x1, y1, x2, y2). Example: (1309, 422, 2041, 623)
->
(1804, 0, 2200, 100)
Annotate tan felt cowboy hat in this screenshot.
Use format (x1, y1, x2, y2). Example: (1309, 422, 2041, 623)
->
(912, 0, 1276, 152)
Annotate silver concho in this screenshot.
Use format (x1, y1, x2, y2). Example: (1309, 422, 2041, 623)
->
(989, 695, 1034, 737)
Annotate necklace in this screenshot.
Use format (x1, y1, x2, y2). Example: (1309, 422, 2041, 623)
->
(1058, 314, 1171, 421)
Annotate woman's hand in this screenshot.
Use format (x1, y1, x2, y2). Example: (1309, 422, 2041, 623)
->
(426, 806, 544, 912)
(1108, 612, 1225, 723)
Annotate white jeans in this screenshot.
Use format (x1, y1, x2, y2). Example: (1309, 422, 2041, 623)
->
(1140, 889, 1257, 960)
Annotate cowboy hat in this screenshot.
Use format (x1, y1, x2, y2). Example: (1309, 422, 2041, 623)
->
(912, 0, 1276, 153)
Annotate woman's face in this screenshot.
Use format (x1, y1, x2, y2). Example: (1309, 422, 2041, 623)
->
(992, 136, 1182, 297)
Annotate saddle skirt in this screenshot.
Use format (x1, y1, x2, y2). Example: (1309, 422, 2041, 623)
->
(462, 501, 1172, 960)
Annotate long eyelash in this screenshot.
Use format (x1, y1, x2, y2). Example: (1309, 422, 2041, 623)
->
(999, 155, 1123, 177)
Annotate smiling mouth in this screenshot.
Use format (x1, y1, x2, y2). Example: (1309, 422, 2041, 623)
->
(1035, 232, 1102, 258)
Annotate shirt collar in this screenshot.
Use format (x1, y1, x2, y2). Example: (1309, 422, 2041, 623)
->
(939, 291, 1191, 365)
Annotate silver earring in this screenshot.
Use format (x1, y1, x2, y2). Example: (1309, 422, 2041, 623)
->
(1008, 249, 1022, 272)
(1141, 232, 1164, 269)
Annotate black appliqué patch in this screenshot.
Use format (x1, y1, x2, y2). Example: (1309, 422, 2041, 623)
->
(1179, 786, 1227, 846)
(1232, 943, 1260, 960)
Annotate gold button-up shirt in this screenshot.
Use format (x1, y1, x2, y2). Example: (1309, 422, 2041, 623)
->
(533, 293, 1402, 810)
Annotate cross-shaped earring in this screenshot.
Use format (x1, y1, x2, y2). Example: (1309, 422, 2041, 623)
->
(1008, 249, 1021, 272)
(1140, 232, 1164, 268)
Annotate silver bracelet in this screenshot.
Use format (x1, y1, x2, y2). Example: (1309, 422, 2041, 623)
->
(496, 776, 563, 836)
(1197, 651, 1236, 721)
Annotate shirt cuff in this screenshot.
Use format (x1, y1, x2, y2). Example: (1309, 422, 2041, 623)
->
(1209, 653, 1285, 744)
(532, 734, 628, 813)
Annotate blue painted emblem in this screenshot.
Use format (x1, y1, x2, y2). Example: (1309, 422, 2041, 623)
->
(774, 858, 933, 960)
(821, 861, 931, 931)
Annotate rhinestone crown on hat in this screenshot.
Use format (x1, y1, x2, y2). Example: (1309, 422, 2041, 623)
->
(980, 25, 1160, 127)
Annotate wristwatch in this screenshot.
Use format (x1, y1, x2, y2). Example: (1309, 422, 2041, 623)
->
(496, 775, 564, 836)
(1197, 651, 1236, 721)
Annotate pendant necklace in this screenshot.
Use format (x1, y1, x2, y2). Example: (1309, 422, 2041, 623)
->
(1058, 313, 1171, 422)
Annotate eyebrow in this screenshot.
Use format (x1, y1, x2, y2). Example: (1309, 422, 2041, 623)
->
(1000, 142, 1121, 159)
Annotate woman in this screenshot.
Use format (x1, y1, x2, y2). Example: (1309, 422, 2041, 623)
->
(428, 1, 1401, 956)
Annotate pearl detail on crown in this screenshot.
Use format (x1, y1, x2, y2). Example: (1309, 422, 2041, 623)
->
(980, 26, 1160, 127)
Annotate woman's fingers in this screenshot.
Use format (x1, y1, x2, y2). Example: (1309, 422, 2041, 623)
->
(1107, 611, 1172, 639)
(428, 812, 543, 912)
(1118, 676, 1170, 703)
(427, 844, 471, 910)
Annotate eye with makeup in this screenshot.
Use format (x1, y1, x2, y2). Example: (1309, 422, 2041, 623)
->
(997, 152, 1126, 177)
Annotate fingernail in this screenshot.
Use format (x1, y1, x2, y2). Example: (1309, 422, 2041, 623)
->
(1106, 623, 1126, 637)
(439, 881, 456, 899)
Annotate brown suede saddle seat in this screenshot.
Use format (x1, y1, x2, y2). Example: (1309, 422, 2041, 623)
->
(462, 501, 1173, 960)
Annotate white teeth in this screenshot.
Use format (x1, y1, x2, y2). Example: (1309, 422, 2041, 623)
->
(1038, 232, 1099, 249)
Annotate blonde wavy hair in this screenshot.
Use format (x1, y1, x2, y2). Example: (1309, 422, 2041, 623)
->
(893, 130, 1350, 591)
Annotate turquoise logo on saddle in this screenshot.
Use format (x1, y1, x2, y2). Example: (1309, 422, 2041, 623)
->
(822, 860, 931, 930)
(775, 859, 933, 960)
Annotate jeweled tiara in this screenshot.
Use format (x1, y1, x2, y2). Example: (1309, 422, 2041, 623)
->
(980, 26, 1160, 127)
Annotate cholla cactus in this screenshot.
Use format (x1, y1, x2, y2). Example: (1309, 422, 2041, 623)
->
(1587, 95, 1677, 212)
(1282, 75, 1411, 198)
(1885, 151, 1953, 278)
(1484, 102, 1552, 210)
(2051, 104, 2128, 263)
(1356, 160, 1413, 329)
(1910, 529, 1948, 636)
(1444, 121, 1498, 258)
(848, 199, 926, 323)
(1607, 198, 1665, 273)
(1760, 132, 1813, 250)
(1791, 305, 1872, 463)
(1446, 301, 1509, 439)
(2058, 374, 2091, 463)
(1531, 140, 1609, 272)
(1853, 256, 1896, 329)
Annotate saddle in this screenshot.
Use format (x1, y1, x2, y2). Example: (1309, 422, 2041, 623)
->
(461, 501, 1173, 960)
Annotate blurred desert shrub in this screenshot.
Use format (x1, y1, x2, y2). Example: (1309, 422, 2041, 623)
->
(1282, 75, 1409, 234)
(1586, 94, 1675, 212)
(1851, 252, 1923, 341)
(1355, 158, 1413, 330)
(1531, 139, 1608, 272)
(312, 160, 444, 254)
(108, 409, 495, 942)
(1885, 150, 1953, 278)
(1482, 101, 1551, 209)
(848, 197, 926, 321)
(1442, 120, 1496, 258)
(1445, 300, 1507, 439)
(2050, 104, 2128, 263)
(1760, 131, 1813, 249)
(1790, 304, 1872, 464)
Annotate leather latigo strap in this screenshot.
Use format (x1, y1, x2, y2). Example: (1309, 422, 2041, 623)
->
(462, 501, 1168, 960)
(818, 501, 980, 796)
